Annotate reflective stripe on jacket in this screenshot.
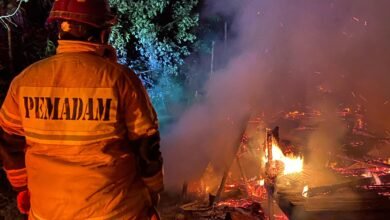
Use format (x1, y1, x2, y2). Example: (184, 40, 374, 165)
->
(0, 40, 162, 219)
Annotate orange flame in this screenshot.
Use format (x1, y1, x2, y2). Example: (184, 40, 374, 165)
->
(264, 143, 303, 175)
(302, 185, 309, 197)
(259, 179, 265, 186)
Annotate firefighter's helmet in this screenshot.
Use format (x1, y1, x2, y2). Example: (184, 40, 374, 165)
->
(47, 0, 116, 28)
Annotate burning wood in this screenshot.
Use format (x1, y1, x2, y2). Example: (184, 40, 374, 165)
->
(302, 185, 309, 198)
(217, 201, 265, 220)
(179, 199, 266, 220)
(299, 178, 369, 198)
(262, 127, 305, 220)
(335, 154, 390, 169)
(263, 127, 304, 176)
(299, 172, 390, 199)
(283, 109, 321, 121)
(327, 153, 390, 200)
(174, 108, 390, 220)
(284, 111, 305, 120)
(179, 121, 295, 219)
(213, 115, 252, 205)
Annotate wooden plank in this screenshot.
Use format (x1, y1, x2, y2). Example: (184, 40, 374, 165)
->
(273, 165, 390, 220)
(276, 191, 390, 220)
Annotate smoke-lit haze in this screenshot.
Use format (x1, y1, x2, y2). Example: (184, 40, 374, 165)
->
(162, 0, 390, 189)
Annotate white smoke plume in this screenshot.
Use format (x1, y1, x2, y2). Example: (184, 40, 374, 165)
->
(162, 0, 390, 189)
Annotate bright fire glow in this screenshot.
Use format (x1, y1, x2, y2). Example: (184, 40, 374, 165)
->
(264, 143, 304, 175)
(302, 185, 309, 197)
(259, 179, 265, 186)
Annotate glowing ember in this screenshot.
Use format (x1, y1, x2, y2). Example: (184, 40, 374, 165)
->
(217, 199, 256, 208)
(372, 173, 382, 185)
(284, 109, 321, 120)
(302, 185, 309, 197)
(333, 166, 389, 177)
(284, 111, 305, 119)
(247, 181, 267, 199)
(379, 192, 390, 197)
(259, 179, 265, 186)
(362, 170, 373, 178)
(226, 183, 239, 188)
(274, 214, 289, 220)
(264, 143, 304, 175)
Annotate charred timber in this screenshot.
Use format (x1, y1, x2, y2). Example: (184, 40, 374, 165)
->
(213, 114, 251, 205)
(304, 177, 377, 197)
(336, 154, 390, 169)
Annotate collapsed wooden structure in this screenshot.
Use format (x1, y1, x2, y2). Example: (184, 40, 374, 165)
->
(171, 114, 390, 220)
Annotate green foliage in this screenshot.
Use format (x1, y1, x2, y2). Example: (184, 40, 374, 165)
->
(109, 0, 199, 115)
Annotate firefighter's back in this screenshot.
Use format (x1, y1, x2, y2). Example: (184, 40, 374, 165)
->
(13, 45, 151, 219)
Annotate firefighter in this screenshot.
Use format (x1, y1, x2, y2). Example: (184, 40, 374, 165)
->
(0, 0, 163, 219)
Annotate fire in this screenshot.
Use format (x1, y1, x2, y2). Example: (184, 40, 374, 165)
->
(284, 111, 305, 119)
(245, 179, 267, 199)
(259, 179, 265, 186)
(302, 185, 309, 197)
(264, 143, 304, 175)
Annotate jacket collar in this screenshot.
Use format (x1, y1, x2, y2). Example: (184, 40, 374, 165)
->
(56, 40, 118, 62)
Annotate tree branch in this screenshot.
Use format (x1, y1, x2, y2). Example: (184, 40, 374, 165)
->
(0, 0, 25, 21)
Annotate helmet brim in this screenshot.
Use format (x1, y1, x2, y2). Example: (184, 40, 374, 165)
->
(47, 11, 117, 28)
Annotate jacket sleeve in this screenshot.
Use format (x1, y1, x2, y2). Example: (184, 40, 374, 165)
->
(0, 80, 24, 136)
(130, 132, 163, 193)
(117, 69, 163, 193)
(0, 81, 27, 191)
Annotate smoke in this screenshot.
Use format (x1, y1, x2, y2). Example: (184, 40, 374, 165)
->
(161, 0, 390, 189)
(306, 102, 347, 168)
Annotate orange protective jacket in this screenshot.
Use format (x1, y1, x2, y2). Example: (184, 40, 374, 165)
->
(0, 40, 163, 219)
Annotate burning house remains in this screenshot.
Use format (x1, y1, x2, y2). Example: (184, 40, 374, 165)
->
(161, 1, 390, 219)
(161, 110, 389, 219)
(0, 0, 389, 219)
